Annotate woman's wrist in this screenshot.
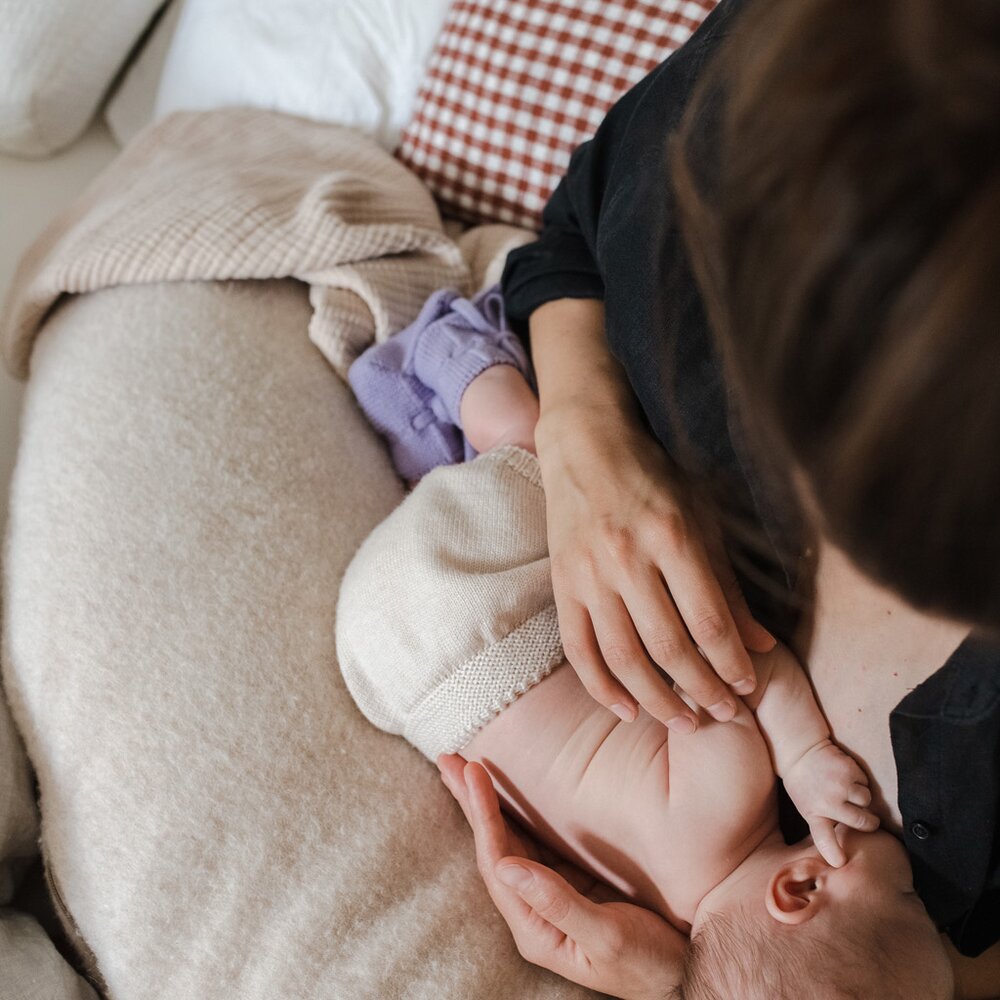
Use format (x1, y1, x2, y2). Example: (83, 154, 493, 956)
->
(534, 393, 633, 466)
(528, 299, 632, 405)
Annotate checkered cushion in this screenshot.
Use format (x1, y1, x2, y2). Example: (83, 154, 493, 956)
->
(396, 0, 718, 230)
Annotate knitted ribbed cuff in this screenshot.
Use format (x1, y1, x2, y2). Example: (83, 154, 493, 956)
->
(336, 445, 560, 762)
(404, 604, 563, 759)
(412, 329, 525, 428)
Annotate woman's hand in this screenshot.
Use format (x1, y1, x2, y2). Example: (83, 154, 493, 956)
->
(528, 298, 775, 733)
(535, 387, 775, 732)
(438, 754, 686, 1000)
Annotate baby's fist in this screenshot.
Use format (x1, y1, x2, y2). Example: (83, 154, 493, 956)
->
(783, 740, 880, 867)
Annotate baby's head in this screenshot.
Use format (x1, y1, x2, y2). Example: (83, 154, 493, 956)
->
(678, 829, 953, 999)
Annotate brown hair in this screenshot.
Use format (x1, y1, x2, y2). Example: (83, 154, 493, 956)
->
(672, 0, 1000, 629)
(670, 907, 953, 1000)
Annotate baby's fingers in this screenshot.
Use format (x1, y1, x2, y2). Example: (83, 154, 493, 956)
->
(830, 801, 880, 833)
(846, 783, 872, 809)
(810, 817, 846, 868)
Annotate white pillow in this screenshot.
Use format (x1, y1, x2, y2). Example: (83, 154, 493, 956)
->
(0, 0, 164, 157)
(152, 0, 454, 151)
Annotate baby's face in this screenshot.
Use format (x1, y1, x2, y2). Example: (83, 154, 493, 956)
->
(817, 828, 953, 991)
(835, 826, 916, 896)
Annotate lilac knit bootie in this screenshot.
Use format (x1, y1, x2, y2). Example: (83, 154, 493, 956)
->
(348, 284, 531, 481)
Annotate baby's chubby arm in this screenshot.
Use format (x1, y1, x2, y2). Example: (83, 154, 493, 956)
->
(742, 644, 880, 866)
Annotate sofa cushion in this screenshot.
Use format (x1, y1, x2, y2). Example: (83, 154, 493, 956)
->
(0, 0, 163, 156)
(395, 0, 718, 229)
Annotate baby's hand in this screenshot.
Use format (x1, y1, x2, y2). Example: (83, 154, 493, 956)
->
(782, 740, 880, 867)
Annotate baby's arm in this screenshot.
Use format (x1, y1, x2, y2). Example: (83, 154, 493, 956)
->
(743, 645, 880, 865)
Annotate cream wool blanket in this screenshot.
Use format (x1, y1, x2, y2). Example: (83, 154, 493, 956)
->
(0, 110, 584, 1000)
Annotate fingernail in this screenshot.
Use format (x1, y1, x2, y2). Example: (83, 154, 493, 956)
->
(610, 702, 636, 723)
(497, 864, 532, 889)
(708, 699, 737, 722)
(667, 715, 697, 735)
(732, 677, 756, 696)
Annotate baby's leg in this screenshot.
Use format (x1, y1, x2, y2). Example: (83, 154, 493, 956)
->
(459, 363, 539, 455)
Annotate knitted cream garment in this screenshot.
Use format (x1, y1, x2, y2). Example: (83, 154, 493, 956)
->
(336, 446, 564, 760)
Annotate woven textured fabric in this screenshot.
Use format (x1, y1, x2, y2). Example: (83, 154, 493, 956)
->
(0, 108, 469, 381)
(395, 0, 718, 229)
(337, 446, 565, 761)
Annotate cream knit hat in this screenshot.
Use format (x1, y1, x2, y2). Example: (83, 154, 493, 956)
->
(336, 446, 563, 760)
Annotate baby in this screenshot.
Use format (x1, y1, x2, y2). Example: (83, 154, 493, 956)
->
(337, 288, 953, 998)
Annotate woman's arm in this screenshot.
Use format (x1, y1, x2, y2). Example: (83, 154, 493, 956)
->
(499, 2, 772, 731)
(527, 295, 774, 731)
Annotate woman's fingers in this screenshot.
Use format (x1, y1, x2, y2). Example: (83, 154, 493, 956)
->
(587, 597, 700, 731)
(654, 533, 758, 694)
(494, 859, 610, 952)
(437, 753, 472, 814)
(703, 540, 776, 654)
(464, 762, 518, 879)
(458, 764, 574, 964)
(621, 567, 740, 722)
(462, 763, 619, 983)
(554, 598, 639, 721)
(446, 759, 687, 996)
(555, 525, 775, 729)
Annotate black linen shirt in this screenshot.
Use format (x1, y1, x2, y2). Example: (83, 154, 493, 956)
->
(500, 0, 1000, 958)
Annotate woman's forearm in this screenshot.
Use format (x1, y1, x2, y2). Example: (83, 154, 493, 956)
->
(527, 298, 636, 416)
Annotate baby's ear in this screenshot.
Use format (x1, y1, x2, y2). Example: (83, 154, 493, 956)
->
(764, 856, 829, 926)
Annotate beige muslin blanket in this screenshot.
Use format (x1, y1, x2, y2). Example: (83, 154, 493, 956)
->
(1, 108, 471, 380)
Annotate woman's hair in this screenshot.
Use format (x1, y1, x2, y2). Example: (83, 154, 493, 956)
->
(672, 0, 1000, 630)
(669, 908, 953, 1000)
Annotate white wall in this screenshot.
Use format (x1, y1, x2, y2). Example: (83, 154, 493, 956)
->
(0, 122, 119, 528)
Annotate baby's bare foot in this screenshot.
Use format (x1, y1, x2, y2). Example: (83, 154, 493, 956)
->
(459, 364, 540, 455)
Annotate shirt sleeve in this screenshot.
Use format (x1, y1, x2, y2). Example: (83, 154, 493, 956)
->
(499, 69, 658, 323)
(500, 0, 739, 327)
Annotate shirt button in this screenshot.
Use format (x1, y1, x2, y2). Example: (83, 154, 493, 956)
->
(910, 821, 932, 841)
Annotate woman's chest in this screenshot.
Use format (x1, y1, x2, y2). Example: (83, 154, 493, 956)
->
(792, 547, 968, 833)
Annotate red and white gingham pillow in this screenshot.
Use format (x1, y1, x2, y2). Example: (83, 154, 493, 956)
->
(396, 0, 718, 230)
